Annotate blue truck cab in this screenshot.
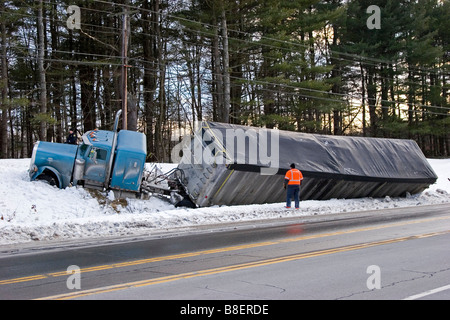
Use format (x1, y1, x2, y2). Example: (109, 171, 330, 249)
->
(29, 110, 147, 197)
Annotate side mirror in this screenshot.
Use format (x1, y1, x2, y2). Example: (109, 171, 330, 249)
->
(89, 148, 98, 164)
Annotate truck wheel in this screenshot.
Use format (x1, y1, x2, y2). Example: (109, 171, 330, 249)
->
(37, 173, 58, 187)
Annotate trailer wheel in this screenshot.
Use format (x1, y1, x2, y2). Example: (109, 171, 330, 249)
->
(37, 173, 58, 187)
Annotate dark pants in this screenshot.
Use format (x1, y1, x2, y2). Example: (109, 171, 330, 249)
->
(286, 185, 300, 208)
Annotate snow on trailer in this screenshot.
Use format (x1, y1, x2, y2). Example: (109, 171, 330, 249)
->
(174, 122, 438, 207)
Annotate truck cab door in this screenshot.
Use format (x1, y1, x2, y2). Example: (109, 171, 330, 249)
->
(83, 146, 109, 187)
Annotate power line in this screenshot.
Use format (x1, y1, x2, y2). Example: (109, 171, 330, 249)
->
(2, 1, 449, 117)
(4, 38, 449, 114)
(16, 0, 449, 77)
(87, 0, 450, 76)
(5, 3, 449, 82)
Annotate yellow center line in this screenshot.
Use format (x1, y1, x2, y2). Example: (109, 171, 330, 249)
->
(37, 229, 450, 300)
(0, 274, 48, 285)
(2, 215, 450, 287)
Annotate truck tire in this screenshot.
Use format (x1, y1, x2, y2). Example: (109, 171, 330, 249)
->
(37, 173, 58, 187)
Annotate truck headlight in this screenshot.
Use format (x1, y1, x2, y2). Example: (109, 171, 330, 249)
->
(29, 141, 39, 171)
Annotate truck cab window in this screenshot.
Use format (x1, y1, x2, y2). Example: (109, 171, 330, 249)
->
(96, 148, 107, 161)
(89, 147, 107, 161)
(78, 143, 89, 157)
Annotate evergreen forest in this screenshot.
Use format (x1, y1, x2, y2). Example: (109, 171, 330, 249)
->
(0, 0, 449, 161)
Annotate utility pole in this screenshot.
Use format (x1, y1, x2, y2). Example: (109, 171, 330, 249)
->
(121, 4, 129, 130)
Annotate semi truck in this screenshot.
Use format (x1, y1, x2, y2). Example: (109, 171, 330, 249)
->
(29, 112, 438, 208)
(29, 110, 144, 196)
(29, 110, 189, 203)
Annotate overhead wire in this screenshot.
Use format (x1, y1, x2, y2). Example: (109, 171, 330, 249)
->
(7, 1, 449, 79)
(24, 0, 450, 78)
(2, 0, 449, 119)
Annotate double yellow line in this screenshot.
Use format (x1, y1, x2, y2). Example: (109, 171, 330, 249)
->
(0, 241, 278, 286)
(1, 215, 449, 297)
(38, 229, 450, 300)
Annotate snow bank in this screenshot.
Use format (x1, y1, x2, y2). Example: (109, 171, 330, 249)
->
(0, 158, 449, 245)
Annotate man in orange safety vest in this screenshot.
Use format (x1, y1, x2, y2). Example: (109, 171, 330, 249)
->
(284, 163, 303, 209)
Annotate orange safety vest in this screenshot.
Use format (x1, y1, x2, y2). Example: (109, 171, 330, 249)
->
(285, 168, 303, 185)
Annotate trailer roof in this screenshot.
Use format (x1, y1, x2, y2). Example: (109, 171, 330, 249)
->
(204, 122, 437, 182)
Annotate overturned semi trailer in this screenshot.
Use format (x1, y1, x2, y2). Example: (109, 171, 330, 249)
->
(174, 122, 437, 207)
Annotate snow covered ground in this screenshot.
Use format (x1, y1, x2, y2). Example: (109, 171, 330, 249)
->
(0, 158, 449, 245)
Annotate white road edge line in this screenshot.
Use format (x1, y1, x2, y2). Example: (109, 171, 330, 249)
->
(403, 284, 450, 300)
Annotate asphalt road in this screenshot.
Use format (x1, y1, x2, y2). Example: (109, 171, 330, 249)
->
(1, 203, 449, 304)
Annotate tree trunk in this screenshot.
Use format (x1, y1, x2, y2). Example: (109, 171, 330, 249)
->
(367, 67, 377, 136)
(221, 8, 230, 123)
(121, 4, 129, 130)
(37, 0, 47, 141)
(142, 0, 159, 160)
(50, 1, 62, 143)
(0, 8, 8, 158)
(212, 24, 223, 122)
(331, 25, 342, 135)
(127, 94, 138, 131)
(80, 64, 95, 131)
(360, 63, 366, 137)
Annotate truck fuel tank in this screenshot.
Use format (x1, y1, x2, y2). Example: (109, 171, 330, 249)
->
(73, 158, 85, 182)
